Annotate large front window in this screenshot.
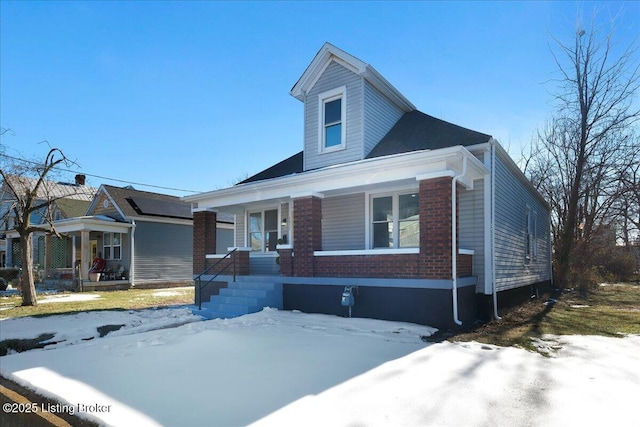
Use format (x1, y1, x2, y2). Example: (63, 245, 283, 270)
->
(318, 86, 346, 152)
(372, 192, 419, 248)
(249, 209, 278, 252)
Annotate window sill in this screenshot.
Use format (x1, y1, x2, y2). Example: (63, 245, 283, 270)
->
(319, 144, 347, 154)
(314, 248, 419, 256)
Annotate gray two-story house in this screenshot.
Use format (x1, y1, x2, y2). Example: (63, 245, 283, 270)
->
(185, 43, 552, 329)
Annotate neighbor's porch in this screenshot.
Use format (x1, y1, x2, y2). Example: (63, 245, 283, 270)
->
(6, 216, 133, 290)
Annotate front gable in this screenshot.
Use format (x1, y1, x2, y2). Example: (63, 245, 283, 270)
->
(292, 43, 415, 171)
(303, 60, 363, 170)
(87, 186, 126, 221)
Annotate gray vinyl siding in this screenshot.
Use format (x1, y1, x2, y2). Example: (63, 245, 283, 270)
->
(133, 221, 192, 282)
(235, 214, 245, 248)
(304, 61, 363, 171)
(249, 254, 280, 275)
(493, 151, 551, 291)
(322, 193, 366, 250)
(363, 81, 404, 157)
(217, 227, 234, 254)
(458, 180, 485, 290)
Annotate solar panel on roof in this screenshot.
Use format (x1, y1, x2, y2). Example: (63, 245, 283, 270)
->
(126, 197, 192, 219)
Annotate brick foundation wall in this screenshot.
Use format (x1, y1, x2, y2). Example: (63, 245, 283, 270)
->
(204, 250, 250, 276)
(314, 254, 421, 278)
(457, 254, 472, 277)
(193, 210, 217, 275)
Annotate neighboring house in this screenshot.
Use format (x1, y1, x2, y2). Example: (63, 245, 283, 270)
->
(185, 43, 552, 329)
(5, 181, 234, 290)
(1, 174, 96, 278)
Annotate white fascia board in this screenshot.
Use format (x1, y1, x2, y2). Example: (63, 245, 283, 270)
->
(44, 217, 132, 234)
(126, 216, 192, 226)
(291, 43, 367, 100)
(187, 146, 488, 209)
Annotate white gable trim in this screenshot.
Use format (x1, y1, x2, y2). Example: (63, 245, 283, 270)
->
(290, 42, 415, 112)
(87, 185, 127, 220)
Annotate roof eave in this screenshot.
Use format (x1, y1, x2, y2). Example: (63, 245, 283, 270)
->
(186, 146, 488, 209)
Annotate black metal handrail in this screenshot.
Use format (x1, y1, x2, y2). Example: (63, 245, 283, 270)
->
(196, 248, 237, 310)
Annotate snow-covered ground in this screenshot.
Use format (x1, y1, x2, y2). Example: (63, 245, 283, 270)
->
(0, 306, 638, 427)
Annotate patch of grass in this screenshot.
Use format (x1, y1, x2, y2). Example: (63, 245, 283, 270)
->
(452, 282, 640, 352)
(0, 333, 57, 356)
(0, 286, 194, 319)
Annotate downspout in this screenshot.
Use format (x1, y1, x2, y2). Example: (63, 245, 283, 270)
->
(491, 141, 501, 320)
(130, 220, 136, 287)
(548, 211, 554, 287)
(451, 155, 467, 326)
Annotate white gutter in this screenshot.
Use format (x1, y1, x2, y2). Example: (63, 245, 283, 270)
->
(130, 220, 136, 287)
(491, 141, 501, 320)
(451, 156, 467, 326)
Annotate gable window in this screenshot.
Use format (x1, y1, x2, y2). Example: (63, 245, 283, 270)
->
(104, 232, 122, 260)
(249, 209, 279, 252)
(371, 192, 419, 248)
(318, 86, 346, 152)
(525, 207, 537, 261)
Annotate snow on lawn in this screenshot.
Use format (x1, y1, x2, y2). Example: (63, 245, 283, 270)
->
(0, 307, 203, 349)
(1, 308, 639, 427)
(39, 293, 103, 304)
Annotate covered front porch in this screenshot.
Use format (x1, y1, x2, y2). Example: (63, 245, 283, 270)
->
(7, 216, 133, 290)
(189, 146, 486, 327)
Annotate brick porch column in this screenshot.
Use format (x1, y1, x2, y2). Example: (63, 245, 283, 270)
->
(193, 210, 217, 275)
(292, 195, 322, 277)
(419, 177, 457, 279)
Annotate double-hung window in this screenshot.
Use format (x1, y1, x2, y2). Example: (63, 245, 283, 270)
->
(371, 192, 419, 248)
(318, 86, 346, 152)
(104, 232, 122, 260)
(249, 209, 279, 252)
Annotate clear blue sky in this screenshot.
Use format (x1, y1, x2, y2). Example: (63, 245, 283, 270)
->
(1, 1, 638, 196)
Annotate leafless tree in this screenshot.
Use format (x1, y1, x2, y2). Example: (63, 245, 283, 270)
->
(524, 13, 640, 288)
(0, 146, 81, 306)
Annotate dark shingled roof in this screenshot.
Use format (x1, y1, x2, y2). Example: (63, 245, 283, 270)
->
(366, 110, 491, 159)
(238, 110, 491, 184)
(239, 151, 304, 184)
(103, 185, 193, 220)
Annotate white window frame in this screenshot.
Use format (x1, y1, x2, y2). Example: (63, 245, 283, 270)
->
(368, 191, 420, 249)
(525, 207, 538, 262)
(103, 232, 122, 260)
(317, 86, 346, 153)
(247, 208, 279, 253)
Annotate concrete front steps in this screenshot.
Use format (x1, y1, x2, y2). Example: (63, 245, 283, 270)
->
(193, 280, 283, 320)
